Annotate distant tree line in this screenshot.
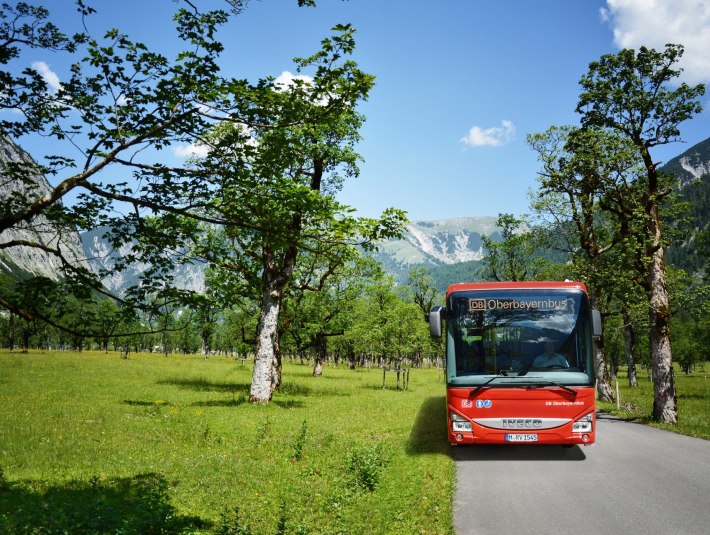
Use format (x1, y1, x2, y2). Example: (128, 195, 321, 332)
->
(0, 263, 442, 371)
(1, 1, 707, 425)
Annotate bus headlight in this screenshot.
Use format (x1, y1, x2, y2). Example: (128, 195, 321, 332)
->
(572, 413, 593, 433)
(451, 412, 472, 433)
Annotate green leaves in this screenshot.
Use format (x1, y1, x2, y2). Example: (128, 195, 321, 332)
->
(576, 44, 705, 147)
(478, 213, 540, 282)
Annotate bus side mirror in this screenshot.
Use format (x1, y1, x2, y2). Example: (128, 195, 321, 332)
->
(429, 306, 446, 338)
(592, 310, 602, 337)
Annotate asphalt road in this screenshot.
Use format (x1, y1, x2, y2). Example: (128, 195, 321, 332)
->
(453, 413, 710, 535)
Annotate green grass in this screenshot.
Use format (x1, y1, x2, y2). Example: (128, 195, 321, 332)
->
(0, 350, 454, 534)
(598, 364, 710, 440)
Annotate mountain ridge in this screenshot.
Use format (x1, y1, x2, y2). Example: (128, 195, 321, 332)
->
(2, 134, 709, 292)
(660, 137, 710, 184)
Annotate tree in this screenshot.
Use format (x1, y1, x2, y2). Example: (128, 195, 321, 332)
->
(342, 274, 430, 369)
(1, 1, 330, 328)
(184, 25, 405, 403)
(2, 3, 406, 403)
(405, 266, 439, 321)
(575, 44, 705, 423)
(282, 252, 378, 377)
(528, 125, 642, 401)
(94, 299, 125, 352)
(0, 2, 240, 325)
(478, 213, 541, 282)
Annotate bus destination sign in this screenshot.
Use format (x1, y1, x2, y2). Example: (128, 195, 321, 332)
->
(468, 298, 572, 313)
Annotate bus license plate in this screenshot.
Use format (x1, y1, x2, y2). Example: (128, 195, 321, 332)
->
(505, 433, 538, 442)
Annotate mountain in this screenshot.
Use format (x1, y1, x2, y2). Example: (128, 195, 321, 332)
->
(660, 137, 710, 185)
(0, 136, 88, 281)
(2, 133, 708, 295)
(81, 226, 205, 295)
(660, 137, 710, 277)
(664, 170, 710, 277)
(372, 217, 500, 281)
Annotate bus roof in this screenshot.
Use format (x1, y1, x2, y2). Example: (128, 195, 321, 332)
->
(446, 281, 588, 299)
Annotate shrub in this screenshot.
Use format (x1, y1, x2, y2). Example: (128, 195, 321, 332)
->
(344, 442, 387, 492)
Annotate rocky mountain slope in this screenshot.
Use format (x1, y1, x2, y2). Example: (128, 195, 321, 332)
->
(82, 226, 205, 294)
(660, 137, 710, 184)
(371, 217, 500, 282)
(0, 136, 88, 281)
(2, 134, 708, 293)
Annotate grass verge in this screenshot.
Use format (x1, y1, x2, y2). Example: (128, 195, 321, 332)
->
(597, 364, 710, 440)
(0, 350, 455, 534)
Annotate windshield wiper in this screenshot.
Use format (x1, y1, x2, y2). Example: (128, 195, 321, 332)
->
(524, 380, 578, 396)
(517, 364, 531, 377)
(469, 376, 578, 397)
(469, 375, 505, 396)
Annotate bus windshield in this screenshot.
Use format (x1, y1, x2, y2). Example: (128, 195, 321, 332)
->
(446, 288, 595, 386)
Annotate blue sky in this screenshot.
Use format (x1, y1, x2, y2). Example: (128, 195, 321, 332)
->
(16, 0, 710, 222)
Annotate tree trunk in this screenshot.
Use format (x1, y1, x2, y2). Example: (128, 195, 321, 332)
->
(250, 289, 280, 404)
(202, 331, 211, 359)
(609, 346, 618, 381)
(312, 334, 326, 377)
(21, 330, 30, 353)
(622, 309, 638, 387)
(648, 247, 677, 423)
(593, 332, 614, 402)
(588, 296, 614, 402)
(8, 313, 15, 352)
(271, 344, 282, 390)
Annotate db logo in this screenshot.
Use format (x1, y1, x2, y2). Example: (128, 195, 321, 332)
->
(469, 299, 486, 311)
(475, 400, 492, 409)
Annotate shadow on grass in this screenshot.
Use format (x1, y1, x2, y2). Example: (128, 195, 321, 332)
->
(123, 400, 173, 407)
(0, 472, 208, 534)
(193, 397, 248, 407)
(406, 396, 451, 456)
(157, 377, 250, 394)
(273, 399, 306, 409)
(678, 393, 709, 400)
(278, 382, 313, 396)
(278, 382, 352, 398)
(361, 384, 410, 392)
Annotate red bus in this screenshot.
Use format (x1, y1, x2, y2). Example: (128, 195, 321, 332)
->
(429, 281, 601, 446)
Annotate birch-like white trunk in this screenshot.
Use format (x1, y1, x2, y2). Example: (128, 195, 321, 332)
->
(312, 334, 326, 377)
(648, 248, 677, 423)
(594, 343, 614, 402)
(250, 290, 280, 404)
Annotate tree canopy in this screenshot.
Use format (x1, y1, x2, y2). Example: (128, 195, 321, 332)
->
(0, 1, 406, 404)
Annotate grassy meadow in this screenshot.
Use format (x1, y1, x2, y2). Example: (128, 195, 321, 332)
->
(0, 350, 454, 534)
(1, 351, 707, 534)
(597, 364, 710, 440)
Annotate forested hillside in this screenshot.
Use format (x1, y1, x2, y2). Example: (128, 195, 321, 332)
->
(660, 136, 710, 185)
(665, 173, 710, 276)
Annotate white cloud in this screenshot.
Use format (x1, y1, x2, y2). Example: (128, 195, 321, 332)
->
(601, 0, 710, 85)
(460, 120, 516, 148)
(274, 70, 314, 91)
(273, 70, 332, 106)
(31, 61, 61, 92)
(173, 143, 209, 158)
